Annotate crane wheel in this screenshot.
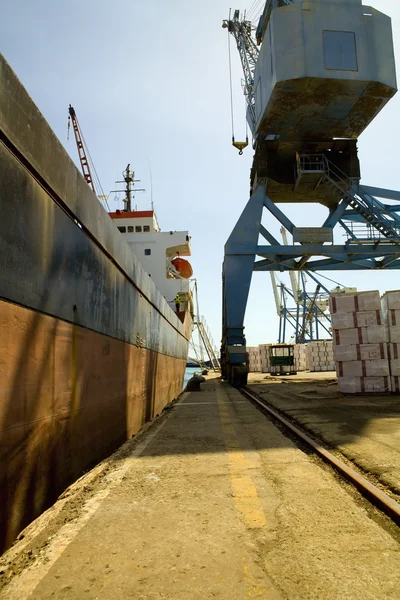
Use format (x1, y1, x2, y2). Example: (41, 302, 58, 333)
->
(231, 367, 248, 388)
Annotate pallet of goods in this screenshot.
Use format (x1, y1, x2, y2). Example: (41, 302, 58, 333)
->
(330, 290, 391, 394)
(247, 346, 261, 373)
(305, 340, 335, 372)
(258, 344, 272, 373)
(382, 290, 400, 394)
(294, 344, 307, 372)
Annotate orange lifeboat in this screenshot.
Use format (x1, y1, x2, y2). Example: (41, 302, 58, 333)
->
(171, 257, 193, 279)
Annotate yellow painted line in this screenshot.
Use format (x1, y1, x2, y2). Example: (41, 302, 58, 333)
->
(216, 385, 266, 529)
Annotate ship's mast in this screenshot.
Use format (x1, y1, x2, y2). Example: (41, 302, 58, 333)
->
(123, 164, 134, 212)
(112, 164, 145, 212)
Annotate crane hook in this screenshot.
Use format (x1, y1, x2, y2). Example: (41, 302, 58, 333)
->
(232, 135, 248, 155)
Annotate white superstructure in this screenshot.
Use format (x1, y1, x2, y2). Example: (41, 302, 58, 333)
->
(109, 209, 192, 312)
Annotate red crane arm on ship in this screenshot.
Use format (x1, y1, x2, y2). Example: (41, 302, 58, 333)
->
(68, 105, 96, 194)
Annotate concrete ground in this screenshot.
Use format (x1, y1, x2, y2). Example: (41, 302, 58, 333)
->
(248, 372, 400, 498)
(0, 376, 399, 599)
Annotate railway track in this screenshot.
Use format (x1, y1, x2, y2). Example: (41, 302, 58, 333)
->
(241, 386, 400, 526)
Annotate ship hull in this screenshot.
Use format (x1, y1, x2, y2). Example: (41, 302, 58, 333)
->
(0, 299, 186, 552)
(0, 54, 191, 552)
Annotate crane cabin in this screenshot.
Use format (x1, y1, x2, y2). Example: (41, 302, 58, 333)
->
(249, 0, 397, 204)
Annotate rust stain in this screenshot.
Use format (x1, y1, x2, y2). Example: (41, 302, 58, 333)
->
(0, 299, 186, 553)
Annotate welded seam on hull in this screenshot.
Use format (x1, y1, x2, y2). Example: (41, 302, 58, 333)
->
(0, 133, 188, 342)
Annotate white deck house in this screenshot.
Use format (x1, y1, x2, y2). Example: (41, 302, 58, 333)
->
(109, 210, 192, 312)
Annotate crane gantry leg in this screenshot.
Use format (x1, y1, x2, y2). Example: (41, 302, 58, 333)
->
(221, 183, 265, 386)
(221, 158, 400, 387)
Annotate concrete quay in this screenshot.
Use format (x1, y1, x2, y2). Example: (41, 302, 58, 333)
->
(248, 372, 400, 499)
(0, 376, 399, 600)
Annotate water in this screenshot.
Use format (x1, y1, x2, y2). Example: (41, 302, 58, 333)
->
(183, 366, 199, 390)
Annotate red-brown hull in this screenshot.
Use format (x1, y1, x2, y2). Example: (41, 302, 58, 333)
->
(0, 299, 186, 552)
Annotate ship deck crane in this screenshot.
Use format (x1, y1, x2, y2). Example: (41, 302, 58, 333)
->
(67, 105, 109, 210)
(221, 0, 400, 386)
(68, 105, 95, 193)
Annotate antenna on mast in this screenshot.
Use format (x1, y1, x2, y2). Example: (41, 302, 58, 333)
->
(110, 164, 145, 212)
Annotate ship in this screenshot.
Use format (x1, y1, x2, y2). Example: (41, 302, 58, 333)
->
(0, 54, 193, 552)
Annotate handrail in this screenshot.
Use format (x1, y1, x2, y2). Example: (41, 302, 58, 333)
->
(296, 152, 400, 239)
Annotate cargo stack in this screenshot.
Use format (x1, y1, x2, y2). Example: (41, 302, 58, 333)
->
(305, 341, 335, 372)
(330, 291, 391, 394)
(381, 290, 400, 393)
(294, 344, 307, 372)
(247, 346, 262, 373)
(258, 344, 271, 373)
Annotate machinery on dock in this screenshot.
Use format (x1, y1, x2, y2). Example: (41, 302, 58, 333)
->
(271, 271, 330, 344)
(270, 227, 339, 344)
(221, 0, 400, 387)
(269, 345, 296, 376)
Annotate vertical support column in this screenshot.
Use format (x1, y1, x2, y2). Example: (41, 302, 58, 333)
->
(282, 293, 287, 343)
(295, 302, 300, 343)
(221, 183, 266, 385)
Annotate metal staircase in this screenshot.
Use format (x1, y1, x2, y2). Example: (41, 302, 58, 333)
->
(297, 154, 400, 240)
(196, 321, 221, 371)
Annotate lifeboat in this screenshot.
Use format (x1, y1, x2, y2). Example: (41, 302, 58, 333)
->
(171, 257, 193, 279)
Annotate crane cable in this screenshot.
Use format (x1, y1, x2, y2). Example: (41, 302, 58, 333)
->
(77, 115, 110, 212)
(227, 17, 249, 156)
(247, 0, 259, 20)
(227, 20, 235, 143)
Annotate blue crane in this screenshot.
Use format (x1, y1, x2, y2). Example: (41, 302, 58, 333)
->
(221, 0, 400, 387)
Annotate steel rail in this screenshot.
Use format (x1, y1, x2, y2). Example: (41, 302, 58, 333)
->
(241, 386, 400, 526)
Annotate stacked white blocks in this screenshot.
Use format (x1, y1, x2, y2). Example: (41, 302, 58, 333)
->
(305, 341, 335, 372)
(247, 346, 262, 373)
(382, 290, 400, 393)
(259, 344, 271, 373)
(294, 344, 307, 371)
(330, 291, 391, 394)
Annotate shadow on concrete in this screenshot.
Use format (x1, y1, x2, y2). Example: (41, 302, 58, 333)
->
(136, 377, 400, 469)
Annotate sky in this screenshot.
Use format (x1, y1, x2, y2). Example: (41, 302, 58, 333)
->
(1, 0, 400, 348)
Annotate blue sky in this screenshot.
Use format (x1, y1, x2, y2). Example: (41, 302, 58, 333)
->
(1, 0, 400, 347)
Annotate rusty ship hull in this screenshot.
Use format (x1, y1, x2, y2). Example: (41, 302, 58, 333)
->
(0, 55, 191, 552)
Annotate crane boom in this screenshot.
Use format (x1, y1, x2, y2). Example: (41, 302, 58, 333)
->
(269, 272, 282, 317)
(68, 105, 96, 194)
(297, 285, 321, 344)
(223, 10, 259, 134)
